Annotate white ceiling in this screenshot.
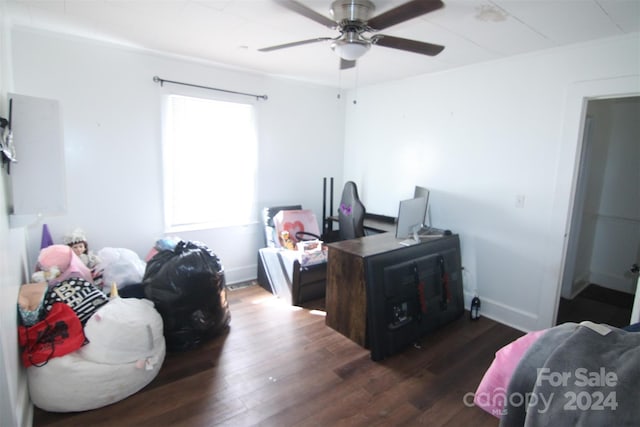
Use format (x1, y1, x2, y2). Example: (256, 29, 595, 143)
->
(4, 0, 640, 88)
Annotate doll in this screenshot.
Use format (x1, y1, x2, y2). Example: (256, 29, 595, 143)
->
(63, 228, 100, 269)
(63, 228, 104, 289)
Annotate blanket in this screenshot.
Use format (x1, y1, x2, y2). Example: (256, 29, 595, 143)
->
(500, 321, 640, 427)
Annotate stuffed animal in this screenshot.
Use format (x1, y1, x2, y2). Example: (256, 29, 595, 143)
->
(31, 266, 61, 284)
(33, 244, 94, 286)
(280, 230, 295, 250)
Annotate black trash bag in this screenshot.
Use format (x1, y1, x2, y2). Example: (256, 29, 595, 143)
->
(143, 240, 231, 351)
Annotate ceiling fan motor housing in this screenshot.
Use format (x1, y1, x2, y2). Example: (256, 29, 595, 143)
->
(330, 0, 375, 23)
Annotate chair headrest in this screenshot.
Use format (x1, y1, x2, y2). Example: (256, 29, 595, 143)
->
(340, 181, 360, 203)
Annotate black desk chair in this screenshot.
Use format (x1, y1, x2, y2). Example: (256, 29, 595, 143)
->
(338, 181, 366, 240)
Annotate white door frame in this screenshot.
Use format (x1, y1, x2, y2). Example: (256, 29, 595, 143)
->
(631, 275, 640, 324)
(542, 76, 640, 330)
(559, 116, 593, 300)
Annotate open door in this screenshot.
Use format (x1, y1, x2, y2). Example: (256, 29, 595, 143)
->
(558, 97, 640, 325)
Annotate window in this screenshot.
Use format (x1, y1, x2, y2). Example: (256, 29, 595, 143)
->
(163, 94, 258, 231)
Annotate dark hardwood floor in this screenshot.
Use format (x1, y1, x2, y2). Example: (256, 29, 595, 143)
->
(33, 285, 521, 427)
(556, 283, 634, 328)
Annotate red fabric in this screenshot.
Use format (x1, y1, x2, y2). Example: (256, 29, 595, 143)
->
(18, 302, 86, 367)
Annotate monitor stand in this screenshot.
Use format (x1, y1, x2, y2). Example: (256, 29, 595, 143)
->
(399, 224, 443, 246)
(414, 225, 444, 240)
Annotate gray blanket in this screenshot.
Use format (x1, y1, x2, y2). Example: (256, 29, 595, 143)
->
(500, 322, 640, 427)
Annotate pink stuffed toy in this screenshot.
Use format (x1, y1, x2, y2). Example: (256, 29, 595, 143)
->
(33, 244, 93, 286)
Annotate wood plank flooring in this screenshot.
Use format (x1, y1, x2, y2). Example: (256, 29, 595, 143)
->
(33, 285, 522, 427)
(556, 283, 634, 328)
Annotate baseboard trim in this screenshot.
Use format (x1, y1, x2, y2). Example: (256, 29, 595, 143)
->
(464, 291, 538, 333)
(225, 264, 258, 285)
(566, 280, 591, 300)
(589, 271, 636, 294)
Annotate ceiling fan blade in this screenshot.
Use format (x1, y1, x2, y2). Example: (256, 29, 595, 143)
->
(273, 0, 337, 28)
(258, 37, 333, 52)
(373, 34, 444, 56)
(367, 0, 444, 30)
(340, 58, 356, 70)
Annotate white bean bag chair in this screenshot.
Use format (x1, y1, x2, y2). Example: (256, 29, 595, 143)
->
(27, 297, 165, 412)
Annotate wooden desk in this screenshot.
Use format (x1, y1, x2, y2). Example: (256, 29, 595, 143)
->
(325, 232, 463, 360)
(325, 233, 394, 347)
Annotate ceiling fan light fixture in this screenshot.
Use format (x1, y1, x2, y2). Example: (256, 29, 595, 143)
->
(331, 33, 370, 61)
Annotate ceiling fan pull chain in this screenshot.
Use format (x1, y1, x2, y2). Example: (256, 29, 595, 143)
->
(353, 65, 359, 105)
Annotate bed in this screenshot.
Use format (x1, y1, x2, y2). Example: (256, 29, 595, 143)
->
(474, 321, 640, 426)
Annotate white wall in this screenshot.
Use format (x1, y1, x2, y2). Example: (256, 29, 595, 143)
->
(0, 4, 32, 427)
(343, 34, 640, 331)
(9, 27, 345, 284)
(6, 18, 638, 332)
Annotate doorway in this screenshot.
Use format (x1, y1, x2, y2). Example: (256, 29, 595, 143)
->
(556, 96, 640, 327)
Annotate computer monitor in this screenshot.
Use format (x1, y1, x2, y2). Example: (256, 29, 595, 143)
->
(413, 186, 430, 227)
(414, 185, 430, 199)
(395, 196, 429, 239)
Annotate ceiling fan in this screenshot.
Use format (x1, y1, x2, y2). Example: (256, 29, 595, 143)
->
(259, 0, 445, 70)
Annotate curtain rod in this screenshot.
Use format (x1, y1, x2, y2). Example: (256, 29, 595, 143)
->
(153, 76, 268, 101)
